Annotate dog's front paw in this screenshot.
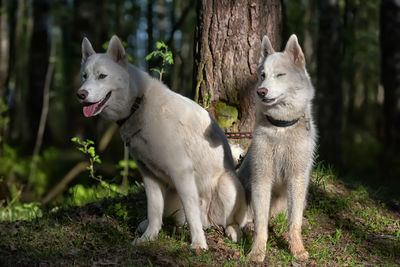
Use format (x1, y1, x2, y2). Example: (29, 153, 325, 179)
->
(289, 234, 309, 260)
(132, 236, 148, 246)
(247, 249, 265, 263)
(190, 238, 208, 251)
(132, 231, 158, 246)
(293, 249, 309, 260)
(225, 224, 241, 243)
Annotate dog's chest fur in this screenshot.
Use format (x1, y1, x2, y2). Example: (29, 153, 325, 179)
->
(249, 116, 315, 182)
(118, 99, 173, 185)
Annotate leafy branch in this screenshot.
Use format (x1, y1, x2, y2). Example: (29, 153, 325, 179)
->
(145, 41, 174, 81)
(71, 137, 102, 182)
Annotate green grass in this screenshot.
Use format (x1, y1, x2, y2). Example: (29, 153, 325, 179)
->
(0, 163, 399, 266)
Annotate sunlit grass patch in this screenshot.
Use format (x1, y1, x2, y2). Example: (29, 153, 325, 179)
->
(306, 161, 400, 265)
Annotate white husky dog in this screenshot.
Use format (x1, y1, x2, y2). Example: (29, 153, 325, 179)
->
(76, 36, 247, 250)
(238, 34, 317, 262)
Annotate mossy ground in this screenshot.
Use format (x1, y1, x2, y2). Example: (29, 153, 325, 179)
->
(1, 165, 399, 266)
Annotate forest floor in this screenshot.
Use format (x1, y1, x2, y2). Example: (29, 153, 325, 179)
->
(0, 163, 399, 266)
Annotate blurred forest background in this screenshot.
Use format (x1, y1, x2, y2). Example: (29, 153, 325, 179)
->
(0, 0, 399, 219)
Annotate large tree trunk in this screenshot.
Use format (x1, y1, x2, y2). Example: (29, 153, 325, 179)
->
(193, 0, 281, 148)
(381, 0, 400, 148)
(316, 0, 343, 166)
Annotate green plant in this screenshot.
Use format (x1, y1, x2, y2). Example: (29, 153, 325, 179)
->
(71, 137, 102, 182)
(312, 157, 335, 190)
(328, 228, 343, 246)
(145, 41, 174, 81)
(202, 92, 212, 110)
(0, 201, 42, 221)
(272, 212, 288, 235)
(117, 158, 137, 178)
(108, 202, 128, 221)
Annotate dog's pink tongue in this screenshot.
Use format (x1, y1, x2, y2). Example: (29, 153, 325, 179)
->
(83, 102, 100, 117)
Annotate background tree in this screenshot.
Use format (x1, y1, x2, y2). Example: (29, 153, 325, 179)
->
(316, 0, 343, 166)
(0, 0, 10, 99)
(193, 0, 281, 148)
(28, 0, 50, 149)
(380, 0, 400, 178)
(0, 0, 398, 206)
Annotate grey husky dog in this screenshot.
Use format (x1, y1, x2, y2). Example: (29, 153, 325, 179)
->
(238, 34, 317, 262)
(77, 36, 247, 249)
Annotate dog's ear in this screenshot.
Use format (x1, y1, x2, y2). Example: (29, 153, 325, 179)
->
(284, 34, 305, 69)
(259, 35, 275, 63)
(81, 37, 96, 64)
(107, 35, 126, 63)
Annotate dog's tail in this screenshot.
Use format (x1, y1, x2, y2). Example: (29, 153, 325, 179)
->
(230, 144, 245, 167)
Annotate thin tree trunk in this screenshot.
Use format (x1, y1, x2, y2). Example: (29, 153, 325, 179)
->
(147, 0, 154, 58)
(316, 0, 343, 166)
(28, 0, 50, 149)
(303, 0, 316, 78)
(381, 0, 400, 147)
(28, 29, 56, 191)
(193, 0, 281, 148)
(380, 0, 400, 181)
(121, 146, 129, 188)
(10, 0, 33, 145)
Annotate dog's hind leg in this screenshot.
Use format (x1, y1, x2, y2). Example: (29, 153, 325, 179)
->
(212, 171, 246, 242)
(132, 173, 166, 245)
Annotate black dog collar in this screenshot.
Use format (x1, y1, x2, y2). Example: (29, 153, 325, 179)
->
(117, 96, 143, 127)
(266, 115, 300, 127)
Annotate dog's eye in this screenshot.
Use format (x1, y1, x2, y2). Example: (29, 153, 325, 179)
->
(260, 73, 266, 80)
(276, 73, 286, 78)
(98, 74, 107, 79)
(82, 73, 87, 80)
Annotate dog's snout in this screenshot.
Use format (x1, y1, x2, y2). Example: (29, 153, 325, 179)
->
(77, 89, 88, 100)
(257, 88, 268, 98)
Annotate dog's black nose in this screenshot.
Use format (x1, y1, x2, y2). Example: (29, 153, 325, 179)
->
(77, 89, 88, 100)
(257, 88, 268, 98)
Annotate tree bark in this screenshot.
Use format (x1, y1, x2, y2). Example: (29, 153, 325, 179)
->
(316, 0, 343, 166)
(193, 0, 281, 148)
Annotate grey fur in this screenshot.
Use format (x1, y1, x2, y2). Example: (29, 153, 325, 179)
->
(238, 34, 317, 262)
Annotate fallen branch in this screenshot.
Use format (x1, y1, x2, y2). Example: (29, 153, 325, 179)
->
(41, 162, 89, 204)
(41, 123, 118, 204)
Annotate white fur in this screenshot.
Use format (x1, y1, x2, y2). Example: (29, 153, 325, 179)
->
(238, 34, 317, 262)
(78, 36, 247, 250)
